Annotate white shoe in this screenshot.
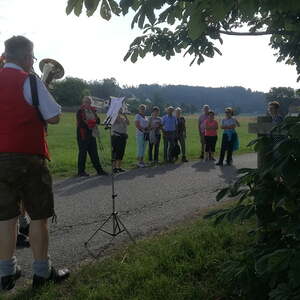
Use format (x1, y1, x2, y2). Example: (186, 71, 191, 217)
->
(137, 162, 145, 168)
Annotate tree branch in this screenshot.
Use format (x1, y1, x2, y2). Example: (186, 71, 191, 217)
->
(219, 30, 272, 36)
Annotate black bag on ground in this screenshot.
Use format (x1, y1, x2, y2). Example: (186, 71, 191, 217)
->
(172, 142, 181, 158)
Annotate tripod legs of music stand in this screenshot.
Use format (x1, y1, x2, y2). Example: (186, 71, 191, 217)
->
(114, 213, 135, 243)
(84, 212, 135, 249)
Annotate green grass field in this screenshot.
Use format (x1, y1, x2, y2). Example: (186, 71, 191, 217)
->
(47, 113, 256, 177)
(10, 216, 253, 300)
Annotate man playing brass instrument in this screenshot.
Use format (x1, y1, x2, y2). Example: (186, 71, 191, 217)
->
(0, 36, 70, 290)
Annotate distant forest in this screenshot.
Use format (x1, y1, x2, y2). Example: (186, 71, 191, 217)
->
(52, 77, 280, 114)
(123, 84, 265, 114)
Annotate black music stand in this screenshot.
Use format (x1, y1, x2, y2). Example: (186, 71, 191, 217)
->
(84, 116, 135, 257)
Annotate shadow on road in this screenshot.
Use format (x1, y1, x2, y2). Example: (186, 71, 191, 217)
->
(191, 160, 216, 172)
(217, 164, 238, 184)
(54, 163, 182, 196)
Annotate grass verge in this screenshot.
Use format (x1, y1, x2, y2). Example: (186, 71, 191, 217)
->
(8, 216, 253, 300)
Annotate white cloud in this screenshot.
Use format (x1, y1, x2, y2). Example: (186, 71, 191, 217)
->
(0, 0, 298, 92)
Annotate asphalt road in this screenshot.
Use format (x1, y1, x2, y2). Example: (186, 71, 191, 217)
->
(15, 153, 256, 285)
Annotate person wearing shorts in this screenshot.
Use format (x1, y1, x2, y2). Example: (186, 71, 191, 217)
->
(111, 110, 130, 173)
(0, 35, 69, 291)
(204, 111, 218, 161)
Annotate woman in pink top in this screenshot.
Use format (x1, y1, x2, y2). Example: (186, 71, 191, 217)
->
(204, 111, 218, 161)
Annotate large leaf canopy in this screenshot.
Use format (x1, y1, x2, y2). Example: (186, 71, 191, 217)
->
(66, 0, 300, 81)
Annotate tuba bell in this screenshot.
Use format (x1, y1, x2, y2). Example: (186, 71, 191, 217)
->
(39, 58, 64, 88)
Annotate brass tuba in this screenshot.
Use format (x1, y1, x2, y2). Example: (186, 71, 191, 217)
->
(39, 58, 64, 88)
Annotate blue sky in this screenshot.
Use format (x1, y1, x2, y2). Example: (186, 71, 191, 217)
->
(0, 0, 299, 92)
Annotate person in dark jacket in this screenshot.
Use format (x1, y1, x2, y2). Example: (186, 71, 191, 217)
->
(76, 96, 107, 176)
(175, 107, 188, 162)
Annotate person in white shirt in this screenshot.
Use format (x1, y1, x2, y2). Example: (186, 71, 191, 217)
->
(135, 104, 148, 167)
(0, 35, 69, 291)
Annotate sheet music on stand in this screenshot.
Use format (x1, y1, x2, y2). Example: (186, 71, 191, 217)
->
(104, 97, 125, 126)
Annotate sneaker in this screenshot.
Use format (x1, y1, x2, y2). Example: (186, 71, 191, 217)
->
(117, 168, 126, 173)
(226, 161, 233, 166)
(182, 157, 188, 162)
(216, 162, 223, 166)
(137, 162, 145, 168)
(32, 267, 70, 289)
(1, 265, 21, 291)
(78, 172, 89, 177)
(113, 168, 119, 174)
(97, 170, 108, 176)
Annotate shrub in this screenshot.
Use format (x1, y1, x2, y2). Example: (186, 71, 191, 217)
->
(206, 116, 300, 299)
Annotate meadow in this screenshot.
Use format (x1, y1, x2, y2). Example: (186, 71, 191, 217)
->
(47, 113, 256, 177)
(10, 217, 253, 300)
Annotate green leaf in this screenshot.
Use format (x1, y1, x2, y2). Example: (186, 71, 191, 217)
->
(197, 54, 204, 64)
(107, 0, 121, 15)
(216, 187, 230, 201)
(138, 11, 146, 29)
(66, 0, 82, 15)
(74, 0, 84, 16)
(123, 50, 132, 62)
(130, 49, 138, 63)
(138, 48, 146, 58)
(255, 249, 293, 276)
(100, 0, 111, 20)
(247, 138, 260, 147)
(145, 5, 156, 25)
(131, 11, 140, 29)
(188, 4, 206, 41)
(85, 0, 99, 16)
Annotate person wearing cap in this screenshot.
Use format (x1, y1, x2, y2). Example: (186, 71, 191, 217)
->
(216, 107, 239, 166)
(0, 35, 69, 291)
(175, 107, 188, 162)
(162, 106, 177, 162)
(76, 96, 107, 177)
(198, 105, 210, 159)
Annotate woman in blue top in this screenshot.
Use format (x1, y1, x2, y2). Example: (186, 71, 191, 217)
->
(216, 107, 240, 166)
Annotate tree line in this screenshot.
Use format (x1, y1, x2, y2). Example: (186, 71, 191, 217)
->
(51, 76, 299, 115)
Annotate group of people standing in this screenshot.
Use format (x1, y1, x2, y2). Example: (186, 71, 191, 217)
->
(76, 98, 242, 176)
(134, 105, 188, 168)
(198, 105, 240, 166)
